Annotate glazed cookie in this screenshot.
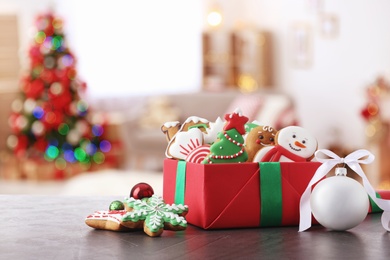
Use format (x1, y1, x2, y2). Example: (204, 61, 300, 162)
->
(122, 195, 188, 237)
(85, 195, 188, 237)
(165, 116, 209, 160)
(161, 121, 181, 142)
(202, 109, 249, 164)
(85, 210, 133, 232)
(253, 125, 317, 162)
(203, 117, 225, 145)
(245, 125, 277, 162)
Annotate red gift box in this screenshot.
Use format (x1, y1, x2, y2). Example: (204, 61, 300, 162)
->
(163, 159, 323, 229)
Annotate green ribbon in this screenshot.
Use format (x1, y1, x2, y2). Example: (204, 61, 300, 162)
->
(173, 161, 284, 226)
(369, 192, 383, 213)
(174, 160, 187, 205)
(259, 162, 283, 227)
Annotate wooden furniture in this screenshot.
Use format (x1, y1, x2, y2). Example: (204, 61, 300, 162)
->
(0, 14, 20, 79)
(1, 195, 388, 259)
(0, 81, 19, 152)
(202, 29, 272, 91)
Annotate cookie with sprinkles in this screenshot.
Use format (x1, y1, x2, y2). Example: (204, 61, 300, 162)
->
(202, 109, 249, 164)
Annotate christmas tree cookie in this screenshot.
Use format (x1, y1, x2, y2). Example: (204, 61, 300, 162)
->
(202, 109, 249, 164)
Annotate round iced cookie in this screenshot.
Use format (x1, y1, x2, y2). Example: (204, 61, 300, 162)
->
(254, 125, 318, 162)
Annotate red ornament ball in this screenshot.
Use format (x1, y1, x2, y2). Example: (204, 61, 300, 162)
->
(130, 182, 154, 199)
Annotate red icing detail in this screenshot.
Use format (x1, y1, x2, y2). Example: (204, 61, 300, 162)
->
(223, 112, 248, 135)
(179, 144, 190, 155)
(261, 145, 306, 162)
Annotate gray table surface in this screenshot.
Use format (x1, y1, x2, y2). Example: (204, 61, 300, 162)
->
(1, 195, 389, 260)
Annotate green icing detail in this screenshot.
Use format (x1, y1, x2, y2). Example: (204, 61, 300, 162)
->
(202, 129, 248, 164)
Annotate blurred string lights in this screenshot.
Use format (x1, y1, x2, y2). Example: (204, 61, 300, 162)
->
(361, 76, 390, 140)
(7, 12, 111, 172)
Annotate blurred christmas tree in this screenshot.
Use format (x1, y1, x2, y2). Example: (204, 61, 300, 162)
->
(7, 12, 111, 175)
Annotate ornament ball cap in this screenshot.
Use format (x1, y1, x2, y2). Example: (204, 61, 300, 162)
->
(335, 167, 347, 176)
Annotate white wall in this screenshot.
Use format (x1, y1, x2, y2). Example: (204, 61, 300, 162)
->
(0, 0, 203, 98)
(55, 0, 203, 98)
(220, 0, 390, 150)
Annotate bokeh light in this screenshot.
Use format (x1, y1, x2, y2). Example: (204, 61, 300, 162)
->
(32, 121, 45, 136)
(55, 158, 67, 170)
(50, 82, 63, 95)
(32, 106, 44, 119)
(35, 31, 46, 44)
(52, 18, 63, 30)
(92, 125, 104, 136)
(74, 147, 87, 162)
(77, 100, 89, 113)
(64, 150, 76, 163)
(93, 152, 105, 164)
(60, 54, 74, 67)
(24, 98, 36, 114)
(58, 123, 70, 135)
(86, 143, 97, 155)
(99, 140, 111, 152)
(46, 145, 59, 159)
(45, 111, 57, 124)
(52, 35, 63, 50)
(207, 11, 223, 27)
(6, 135, 18, 149)
(43, 36, 53, 49)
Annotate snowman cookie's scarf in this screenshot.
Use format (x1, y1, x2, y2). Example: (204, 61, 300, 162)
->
(261, 144, 307, 162)
(299, 149, 390, 232)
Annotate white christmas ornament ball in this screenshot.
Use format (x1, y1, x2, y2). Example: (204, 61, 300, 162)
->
(310, 176, 369, 231)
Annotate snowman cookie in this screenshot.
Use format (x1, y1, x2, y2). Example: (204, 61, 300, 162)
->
(253, 126, 317, 162)
(245, 125, 277, 162)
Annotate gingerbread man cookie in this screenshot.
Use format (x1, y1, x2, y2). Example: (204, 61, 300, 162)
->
(245, 125, 277, 162)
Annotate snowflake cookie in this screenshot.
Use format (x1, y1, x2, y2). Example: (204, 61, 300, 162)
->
(85, 195, 188, 237)
(122, 194, 188, 237)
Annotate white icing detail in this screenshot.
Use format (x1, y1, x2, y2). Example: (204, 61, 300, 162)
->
(203, 117, 225, 144)
(233, 108, 243, 116)
(86, 210, 126, 224)
(167, 128, 203, 160)
(163, 121, 180, 128)
(183, 116, 209, 124)
(263, 126, 274, 132)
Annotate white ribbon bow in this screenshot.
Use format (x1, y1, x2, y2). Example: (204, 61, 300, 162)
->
(299, 149, 390, 232)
